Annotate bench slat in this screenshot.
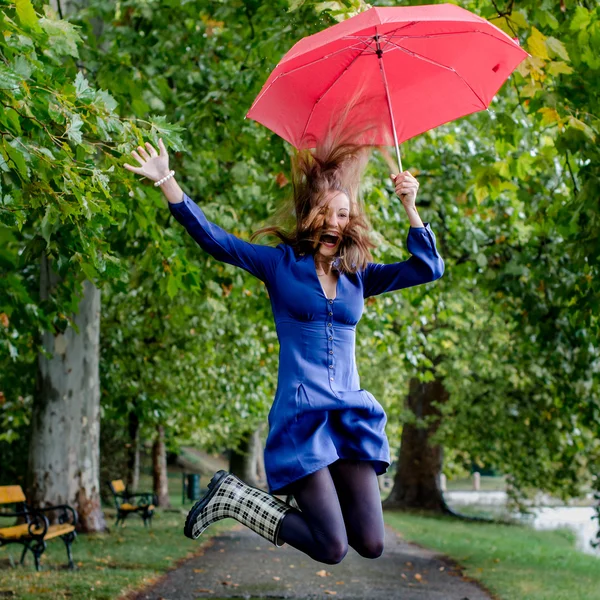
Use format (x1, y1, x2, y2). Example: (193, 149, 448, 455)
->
(120, 502, 154, 512)
(0, 486, 26, 505)
(111, 479, 126, 493)
(0, 523, 75, 540)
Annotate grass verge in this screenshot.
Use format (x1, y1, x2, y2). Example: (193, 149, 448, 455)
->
(384, 509, 599, 600)
(0, 509, 236, 600)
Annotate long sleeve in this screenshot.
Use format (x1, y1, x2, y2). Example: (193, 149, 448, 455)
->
(168, 192, 284, 284)
(361, 222, 444, 298)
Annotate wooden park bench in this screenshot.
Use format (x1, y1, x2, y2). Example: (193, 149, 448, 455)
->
(0, 485, 77, 571)
(108, 479, 156, 528)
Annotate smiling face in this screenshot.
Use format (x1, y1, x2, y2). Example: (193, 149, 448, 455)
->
(317, 190, 350, 258)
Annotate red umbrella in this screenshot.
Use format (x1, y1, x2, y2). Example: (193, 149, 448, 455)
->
(246, 3, 528, 171)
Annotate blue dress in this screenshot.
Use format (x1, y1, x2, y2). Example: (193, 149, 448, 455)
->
(169, 193, 444, 494)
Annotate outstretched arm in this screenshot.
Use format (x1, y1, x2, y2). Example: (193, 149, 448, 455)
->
(124, 140, 282, 283)
(361, 223, 444, 298)
(168, 193, 283, 283)
(361, 170, 444, 298)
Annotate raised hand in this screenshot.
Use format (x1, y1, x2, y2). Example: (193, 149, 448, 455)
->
(123, 139, 170, 182)
(390, 171, 420, 210)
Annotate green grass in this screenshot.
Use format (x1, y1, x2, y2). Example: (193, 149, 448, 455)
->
(384, 510, 600, 600)
(444, 475, 507, 492)
(0, 509, 236, 600)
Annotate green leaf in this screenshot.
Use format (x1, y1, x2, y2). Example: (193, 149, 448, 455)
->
(538, 107, 561, 126)
(566, 116, 596, 141)
(548, 61, 574, 77)
(3, 142, 29, 179)
(15, 0, 42, 32)
(48, 102, 65, 125)
(167, 273, 179, 298)
(546, 37, 570, 61)
(39, 17, 80, 58)
(570, 6, 590, 32)
(527, 27, 549, 60)
(509, 11, 528, 31)
(0, 66, 21, 91)
(65, 113, 84, 144)
(74, 71, 94, 100)
(40, 205, 57, 244)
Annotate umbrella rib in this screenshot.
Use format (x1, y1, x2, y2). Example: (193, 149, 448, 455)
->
(280, 40, 372, 76)
(384, 29, 521, 51)
(300, 43, 374, 144)
(249, 41, 372, 112)
(384, 39, 488, 109)
(341, 21, 418, 44)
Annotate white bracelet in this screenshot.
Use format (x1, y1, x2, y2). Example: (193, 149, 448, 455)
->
(154, 170, 175, 187)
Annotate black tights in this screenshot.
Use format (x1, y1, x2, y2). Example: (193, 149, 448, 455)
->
(277, 459, 385, 564)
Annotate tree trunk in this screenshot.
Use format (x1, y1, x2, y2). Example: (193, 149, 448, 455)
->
(152, 424, 170, 507)
(28, 256, 106, 532)
(126, 410, 140, 492)
(382, 376, 451, 513)
(255, 423, 267, 486)
(229, 428, 261, 487)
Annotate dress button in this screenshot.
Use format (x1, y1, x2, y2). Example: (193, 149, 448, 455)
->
(330, 377, 334, 381)
(328, 336, 333, 340)
(327, 323, 332, 327)
(329, 300, 333, 304)
(329, 350, 333, 354)
(329, 365, 333, 369)
(328, 311, 333, 316)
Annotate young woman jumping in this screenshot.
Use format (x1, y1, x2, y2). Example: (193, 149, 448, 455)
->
(123, 127, 444, 564)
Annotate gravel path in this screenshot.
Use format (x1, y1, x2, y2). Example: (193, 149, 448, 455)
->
(131, 521, 495, 600)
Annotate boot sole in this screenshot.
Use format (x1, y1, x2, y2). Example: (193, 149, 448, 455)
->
(183, 469, 230, 539)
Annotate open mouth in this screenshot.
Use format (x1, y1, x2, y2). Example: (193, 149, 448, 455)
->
(320, 233, 339, 248)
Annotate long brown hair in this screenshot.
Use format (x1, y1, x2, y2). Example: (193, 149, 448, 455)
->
(252, 90, 384, 274)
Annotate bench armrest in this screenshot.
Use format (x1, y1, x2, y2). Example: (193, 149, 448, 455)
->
(35, 504, 78, 527)
(0, 510, 49, 539)
(124, 492, 157, 506)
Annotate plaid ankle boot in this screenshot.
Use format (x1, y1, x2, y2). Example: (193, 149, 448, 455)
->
(184, 470, 295, 547)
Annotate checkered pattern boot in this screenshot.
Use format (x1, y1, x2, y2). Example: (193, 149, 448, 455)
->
(184, 470, 294, 547)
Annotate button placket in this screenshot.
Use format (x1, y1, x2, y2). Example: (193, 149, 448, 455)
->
(326, 299, 335, 384)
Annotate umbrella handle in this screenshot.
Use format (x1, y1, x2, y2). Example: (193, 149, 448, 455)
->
(376, 35, 403, 174)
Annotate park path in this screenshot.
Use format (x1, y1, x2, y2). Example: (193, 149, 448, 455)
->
(131, 521, 495, 600)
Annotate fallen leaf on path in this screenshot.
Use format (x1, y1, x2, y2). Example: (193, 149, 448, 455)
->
(289, 564, 296, 568)
(324, 591, 337, 595)
(218, 549, 225, 553)
(193, 569, 205, 573)
(438, 566, 445, 571)
(316, 569, 329, 577)
(405, 561, 413, 567)
(195, 589, 213, 594)
(273, 576, 281, 581)
(400, 573, 407, 579)
(335, 581, 344, 585)
(414, 573, 422, 582)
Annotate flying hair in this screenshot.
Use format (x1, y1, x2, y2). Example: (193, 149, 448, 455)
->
(252, 81, 388, 274)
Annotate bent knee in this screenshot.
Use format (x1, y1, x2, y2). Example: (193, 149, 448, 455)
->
(355, 539, 384, 559)
(320, 539, 349, 564)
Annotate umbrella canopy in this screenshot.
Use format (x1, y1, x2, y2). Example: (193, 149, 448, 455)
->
(246, 3, 528, 164)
